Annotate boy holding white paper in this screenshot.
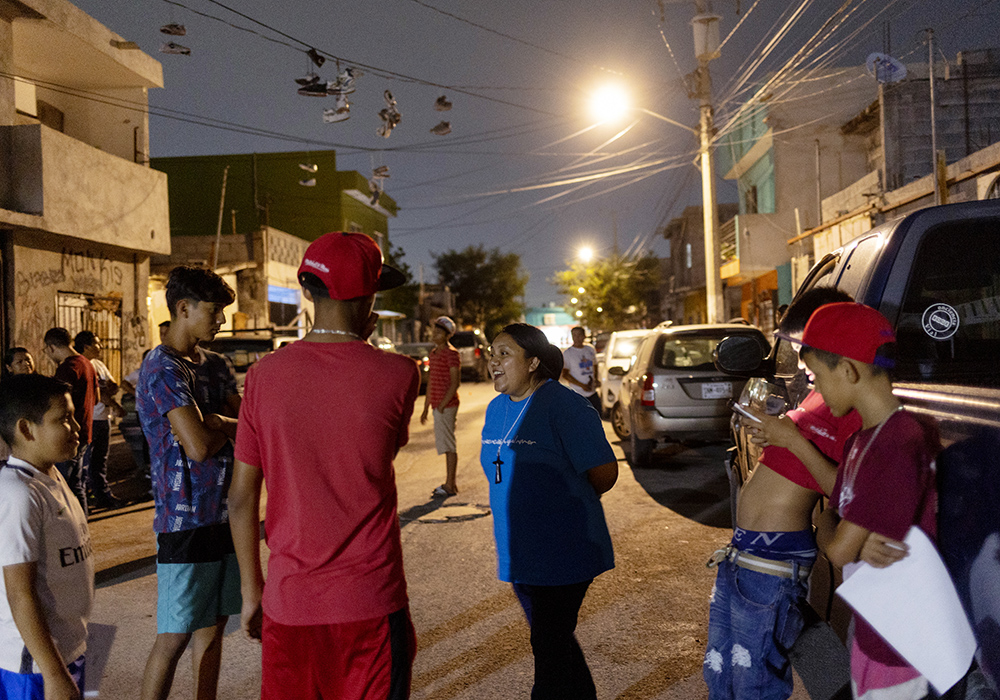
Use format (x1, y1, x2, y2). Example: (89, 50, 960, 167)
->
(803, 302, 941, 699)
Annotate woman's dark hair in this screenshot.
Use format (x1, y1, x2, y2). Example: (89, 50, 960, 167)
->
(498, 323, 564, 381)
(2, 347, 30, 381)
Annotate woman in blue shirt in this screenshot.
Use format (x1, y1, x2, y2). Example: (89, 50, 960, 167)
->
(481, 323, 618, 699)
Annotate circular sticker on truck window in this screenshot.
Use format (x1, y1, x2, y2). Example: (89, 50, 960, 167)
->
(922, 303, 960, 340)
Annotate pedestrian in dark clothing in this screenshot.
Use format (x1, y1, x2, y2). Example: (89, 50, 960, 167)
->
(43, 327, 97, 514)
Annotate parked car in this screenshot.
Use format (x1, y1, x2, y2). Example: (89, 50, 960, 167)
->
(451, 330, 488, 381)
(713, 200, 1000, 674)
(207, 330, 296, 391)
(615, 323, 769, 467)
(596, 329, 652, 437)
(397, 341, 435, 394)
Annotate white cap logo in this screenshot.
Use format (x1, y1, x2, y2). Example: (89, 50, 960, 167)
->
(303, 258, 330, 274)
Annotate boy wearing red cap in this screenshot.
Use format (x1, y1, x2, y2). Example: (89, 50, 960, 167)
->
(803, 303, 940, 700)
(421, 315, 461, 498)
(229, 232, 420, 700)
(704, 288, 862, 700)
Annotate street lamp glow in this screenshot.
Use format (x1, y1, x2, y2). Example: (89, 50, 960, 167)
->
(575, 310, 583, 318)
(577, 286, 586, 294)
(596, 307, 603, 313)
(578, 246, 595, 263)
(589, 84, 629, 123)
(570, 297, 579, 305)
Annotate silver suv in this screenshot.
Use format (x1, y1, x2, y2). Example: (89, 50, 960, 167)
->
(450, 330, 488, 381)
(615, 323, 769, 467)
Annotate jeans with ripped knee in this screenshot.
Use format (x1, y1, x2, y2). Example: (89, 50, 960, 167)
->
(704, 559, 807, 700)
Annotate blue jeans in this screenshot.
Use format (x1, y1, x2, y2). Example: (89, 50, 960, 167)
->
(704, 558, 808, 700)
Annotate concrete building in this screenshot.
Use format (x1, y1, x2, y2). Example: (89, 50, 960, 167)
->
(790, 48, 1000, 282)
(148, 150, 398, 332)
(714, 67, 875, 322)
(659, 203, 738, 326)
(0, 0, 168, 379)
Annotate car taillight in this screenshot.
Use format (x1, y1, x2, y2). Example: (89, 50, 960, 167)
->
(474, 347, 481, 358)
(422, 358, 429, 369)
(641, 374, 655, 406)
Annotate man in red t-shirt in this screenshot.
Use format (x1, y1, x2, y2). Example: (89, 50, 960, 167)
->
(230, 232, 419, 700)
(43, 326, 97, 514)
(421, 315, 461, 498)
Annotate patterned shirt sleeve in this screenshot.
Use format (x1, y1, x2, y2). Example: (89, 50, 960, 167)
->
(150, 352, 196, 418)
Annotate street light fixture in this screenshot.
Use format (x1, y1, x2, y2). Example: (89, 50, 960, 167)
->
(578, 246, 595, 264)
(586, 4, 722, 323)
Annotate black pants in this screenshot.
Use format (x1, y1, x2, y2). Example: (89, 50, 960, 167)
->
(86, 419, 112, 497)
(513, 580, 596, 700)
(56, 442, 89, 515)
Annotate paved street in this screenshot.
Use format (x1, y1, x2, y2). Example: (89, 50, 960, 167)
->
(85, 381, 841, 699)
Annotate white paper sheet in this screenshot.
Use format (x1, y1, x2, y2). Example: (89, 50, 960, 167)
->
(836, 526, 977, 694)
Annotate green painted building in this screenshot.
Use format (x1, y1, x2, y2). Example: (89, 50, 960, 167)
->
(151, 150, 396, 242)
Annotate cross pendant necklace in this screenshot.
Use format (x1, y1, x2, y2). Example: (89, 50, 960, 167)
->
(494, 393, 534, 484)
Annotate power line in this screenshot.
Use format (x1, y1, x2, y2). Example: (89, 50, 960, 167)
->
(195, 0, 560, 116)
(407, 0, 625, 77)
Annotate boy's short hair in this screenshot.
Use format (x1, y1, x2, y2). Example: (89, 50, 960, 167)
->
(43, 327, 72, 348)
(800, 302, 896, 371)
(779, 287, 854, 334)
(73, 330, 98, 353)
(0, 374, 71, 446)
(165, 266, 236, 317)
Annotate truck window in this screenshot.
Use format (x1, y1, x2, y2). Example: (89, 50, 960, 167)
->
(834, 232, 883, 297)
(894, 221, 1000, 386)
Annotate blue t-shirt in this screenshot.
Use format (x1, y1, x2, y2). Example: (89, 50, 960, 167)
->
(480, 380, 615, 585)
(137, 345, 237, 533)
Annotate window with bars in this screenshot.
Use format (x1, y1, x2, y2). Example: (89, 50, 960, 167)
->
(55, 292, 123, 381)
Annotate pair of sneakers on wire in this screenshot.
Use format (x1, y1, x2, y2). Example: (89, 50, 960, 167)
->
(160, 22, 190, 54)
(327, 67, 360, 96)
(368, 178, 384, 206)
(377, 91, 402, 138)
(435, 95, 452, 111)
(323, 93, 350, 123)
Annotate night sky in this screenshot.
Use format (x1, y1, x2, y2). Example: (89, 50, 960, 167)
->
(71, 0, 1000, 306)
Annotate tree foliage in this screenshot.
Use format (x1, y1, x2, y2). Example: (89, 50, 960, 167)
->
(553, 254, 660, 331)
(433, 245, 527, 339)
(378, 241, 419, 315)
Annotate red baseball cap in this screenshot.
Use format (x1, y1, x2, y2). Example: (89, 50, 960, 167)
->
(297, 232, 406, 300)
(801, 302, 896, 368)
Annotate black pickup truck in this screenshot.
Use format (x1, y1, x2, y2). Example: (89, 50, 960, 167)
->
(716, 199, 1000, 694)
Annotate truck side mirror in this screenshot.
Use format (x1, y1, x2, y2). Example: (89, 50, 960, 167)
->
(608, 365, 627, 376)
(714, 335, 767, 374)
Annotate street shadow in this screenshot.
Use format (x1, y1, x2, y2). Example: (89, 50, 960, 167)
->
(398, 498, 451, 528)
(618, 440, 733, 529)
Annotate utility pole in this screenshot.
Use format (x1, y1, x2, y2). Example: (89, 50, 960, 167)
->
(211, 165, 229, 270)
(927, 28, 942, 205)
(693, 2, 722, 322)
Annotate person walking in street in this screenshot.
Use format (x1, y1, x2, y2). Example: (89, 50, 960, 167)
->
(229, 232, 419, 700)
(482, 323, 618, 699)
(43, 328, 97, 516)
(561, 326, 601, 414)
(73, 331, 124, 510)
(421, 315, 461, 498)
(136, 266, 241, 700)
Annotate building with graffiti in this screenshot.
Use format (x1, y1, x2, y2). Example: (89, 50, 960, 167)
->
(0, 0, 169, 380)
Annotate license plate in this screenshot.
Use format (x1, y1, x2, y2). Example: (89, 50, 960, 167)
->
(701, 382, 732, 399)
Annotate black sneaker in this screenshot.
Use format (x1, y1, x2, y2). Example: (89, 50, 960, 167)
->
(307, 48, 325, 67)
(160, 42, 191, 55)
(435, 95, 453, 111)
(297, 82, 328, 97)
(93, 492, 125, 510)
(430, 121, 452, 136)
(295, 73, 322, 87)
(160, 23, 187, 36)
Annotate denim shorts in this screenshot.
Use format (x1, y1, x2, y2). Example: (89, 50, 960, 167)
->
(704, 539, 813, 700)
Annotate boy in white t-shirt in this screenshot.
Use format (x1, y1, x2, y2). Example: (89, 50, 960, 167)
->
(0, 374, 94, 700)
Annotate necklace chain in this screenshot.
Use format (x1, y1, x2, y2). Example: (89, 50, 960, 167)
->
(310, 328, 360, 340)
(494, 394, 535, 484)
